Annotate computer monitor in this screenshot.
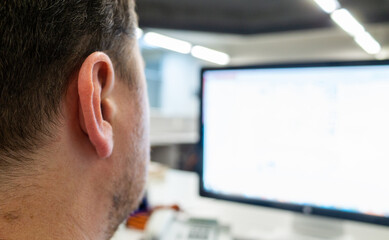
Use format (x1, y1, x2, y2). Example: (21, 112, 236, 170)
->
(199, 60, 389, 237)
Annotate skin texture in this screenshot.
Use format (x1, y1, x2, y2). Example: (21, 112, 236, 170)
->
(0, 41, 149, 240)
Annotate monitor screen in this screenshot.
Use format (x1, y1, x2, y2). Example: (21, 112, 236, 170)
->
(200, 60, 389, 226)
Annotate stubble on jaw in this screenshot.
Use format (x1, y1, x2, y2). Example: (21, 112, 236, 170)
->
(106, 157, 147, 237)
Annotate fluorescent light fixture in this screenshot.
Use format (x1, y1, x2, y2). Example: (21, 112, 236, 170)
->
(144, 32, 192, 54)
(191, 46, 230, 65)
(313, 0, 340, 13)
(354, 32, 381, 55)
(331, 9, 365, 37)
(136, 28, 143, 39)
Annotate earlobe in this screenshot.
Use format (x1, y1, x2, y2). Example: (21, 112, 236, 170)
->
(78, 52, 115, 159)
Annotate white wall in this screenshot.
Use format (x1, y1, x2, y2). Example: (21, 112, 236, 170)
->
(160, 53, 201, 117)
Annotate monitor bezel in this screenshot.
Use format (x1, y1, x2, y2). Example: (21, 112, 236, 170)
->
(198, 59, 389, 226)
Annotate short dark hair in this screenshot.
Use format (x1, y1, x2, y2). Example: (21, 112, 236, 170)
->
(0, 0, 137, 167)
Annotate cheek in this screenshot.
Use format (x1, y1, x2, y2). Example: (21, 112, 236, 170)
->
(117, 91, 150, 163)
(134, 92, 150, 182)
(132, 87, 150, 151)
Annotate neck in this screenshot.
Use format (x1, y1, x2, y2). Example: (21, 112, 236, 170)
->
(0, 196, 90, 240)
(0, 161, 109, 240)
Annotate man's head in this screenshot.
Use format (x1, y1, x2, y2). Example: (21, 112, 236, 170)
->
(0, 1, 149, 239)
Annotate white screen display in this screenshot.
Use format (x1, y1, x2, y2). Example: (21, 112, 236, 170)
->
(202, 64, 389, 218)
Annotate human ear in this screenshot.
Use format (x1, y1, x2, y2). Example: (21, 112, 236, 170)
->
(77, 52, 115, 159)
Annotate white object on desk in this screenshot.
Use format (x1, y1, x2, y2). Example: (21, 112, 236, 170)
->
(144, 208, 177, 240)
(143, 208, 232, 240)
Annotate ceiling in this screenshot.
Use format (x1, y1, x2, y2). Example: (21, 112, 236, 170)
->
(136, 0, 389, 35)
(145, 23, 389, 65)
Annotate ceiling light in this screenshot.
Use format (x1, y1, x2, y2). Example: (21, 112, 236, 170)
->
(354, 32, 382, 55)
(191, 46, 230, 65)
(313, 0, 340, 13)
(375, 51, 387, 60)
(144, 32, 192, 54)
(330, 9, 365, 37)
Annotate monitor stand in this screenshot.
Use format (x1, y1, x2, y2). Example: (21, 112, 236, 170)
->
(286, 214, 353, 240)
(243, 214, 354, 240)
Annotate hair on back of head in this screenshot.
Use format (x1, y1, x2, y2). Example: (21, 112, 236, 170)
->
(0, 0, 137, 169)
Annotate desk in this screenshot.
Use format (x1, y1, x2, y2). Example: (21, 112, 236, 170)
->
(112, 168, 389, 240)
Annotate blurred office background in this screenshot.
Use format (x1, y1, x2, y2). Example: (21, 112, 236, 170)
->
(135, 0, 389, 170)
